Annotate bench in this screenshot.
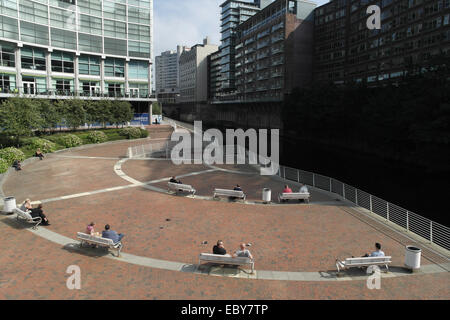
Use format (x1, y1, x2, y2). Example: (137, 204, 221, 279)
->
(335, 256, 392, 273)
(278, 192, 310, 203)
(168, 182, 196, 195)
(213, 189, 246, 201)
(77, 232, 123, 257)
(199, 253, 254, 273)
(14, 208, 42, 229)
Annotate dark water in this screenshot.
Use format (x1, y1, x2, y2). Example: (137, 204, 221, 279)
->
(281, 138, 449, 226)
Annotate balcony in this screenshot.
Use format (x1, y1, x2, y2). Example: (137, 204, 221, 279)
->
(244, 68, 255, 74)
(271, 35, 284, 43)
(271, 71, 283, 78)
(256, 63, 269, 71)
(272, 22, 284, 32)
(257, 52, 269, 60)
(245, 48, 255, 54)
(245, 58, 255, 64)
(257, 41, 270, 49)
(271, 47, 284, 55)
(271, 58, 284, 66)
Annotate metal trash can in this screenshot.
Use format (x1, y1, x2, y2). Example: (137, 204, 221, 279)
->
(262, 188, 271, 203)
(405, 245, 422, 271)
(3, 197, 17, 214)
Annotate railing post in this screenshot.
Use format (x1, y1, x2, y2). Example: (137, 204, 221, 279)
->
(370, 195, 373, 212)
(342, 184, 346, 199)
(386, 202, 390, 221)
(329, 178, 332, 192)
(283, 166, 286, 179)
(355, 189, 358, 205)
(406, 211, 409, 231)
(312, 174, 316, 187)
(297, 169, 300, 183)
(430, 221, 433, 243)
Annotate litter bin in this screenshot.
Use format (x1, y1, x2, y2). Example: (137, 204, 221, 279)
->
(3, 197, 17, 214)
(405, 245, 422, 271)
(262, 188, 271, 204)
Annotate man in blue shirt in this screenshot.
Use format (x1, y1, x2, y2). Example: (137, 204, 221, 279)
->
(102, 224, 124, 244)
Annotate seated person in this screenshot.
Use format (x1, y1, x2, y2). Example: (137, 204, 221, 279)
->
(86, 222, 99, 236)
(30, 204, 50, 226)
(283, 185, 293, 193)
(169, 176, 182, 184)
(19, 199, 32, 212)
(233, 184, 243, 192)
(364, 243, 385, 257)
(299, 184, 309, 194)
(12, 160, 22, 171)
(213, 240, 227, 255)
(102, 224, 124, 244)
(233, 243, 253, 260)
(35, 148, 44, 160)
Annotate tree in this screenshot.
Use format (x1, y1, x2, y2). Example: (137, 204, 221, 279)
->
(94, 100, 112, 128)
(110, 100, 134, 128)
(152, 102, 162, 115)
(39, 99, 62, 133)
(84, 100, 100, 129)
(0, 97, 42, 138)
(58, 99, 86, 130)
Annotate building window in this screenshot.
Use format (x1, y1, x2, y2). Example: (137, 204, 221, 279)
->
(104, 58, 125, 77)
(79, 55, 100, 76)
(0, 74, 16, 93)
(129, 82, 148, 98)
(21, 47, 46, 70)
(80, 81, 100, 96)
(52, 78, 73, 95)
(106, 82, 123, 97)
(0, 42, 15, 67)
(22, 76, 46, 94)
(129, 60, 148, 79)
(51, 51, 74, 73)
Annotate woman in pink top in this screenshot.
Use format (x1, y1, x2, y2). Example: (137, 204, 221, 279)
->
(283, 185, 293, 193)
(86, 222, 96, 235)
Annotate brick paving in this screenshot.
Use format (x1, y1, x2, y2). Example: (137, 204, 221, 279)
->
(1, 136, 449, 300)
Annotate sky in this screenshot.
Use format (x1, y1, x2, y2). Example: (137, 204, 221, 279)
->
(153, 0, 329, 58)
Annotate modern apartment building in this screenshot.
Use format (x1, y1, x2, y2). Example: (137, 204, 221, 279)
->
(155, 46, 190, 104)
(234, 0, 316, 102)
(179, 37, 218, 103)
(0, 0, 154, 108)
(219, 0, 273, 97)
(313, 0, 450, 85)
(207, 50, 222, 100)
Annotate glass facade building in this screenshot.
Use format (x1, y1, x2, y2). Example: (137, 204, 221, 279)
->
(0, 0, 153, 100)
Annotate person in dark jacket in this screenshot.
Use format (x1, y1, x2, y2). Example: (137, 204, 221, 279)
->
(102, 224, 124, 244)
(30, 204, 50, 226)
(213, 240, 227, 255)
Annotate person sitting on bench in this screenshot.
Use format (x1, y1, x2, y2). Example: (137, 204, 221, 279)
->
(299, 184, 309, 194)
(20, 199, 33, 212)
(170, 176, 182, 184)
(35, 148, 44, 160)
(13, 160, 22, 171)
(213, 240, 228, 255)
(30, 204, 50, 226)
(233, 184, 242, 192)
(102, 224, 124, 244)
(233, 243, 253, 260)
(364, 243, 385, 257)
(283, 185, 293, 193)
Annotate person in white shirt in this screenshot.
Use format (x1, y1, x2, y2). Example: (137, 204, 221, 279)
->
(299, 184, 309, 194)
(364, 243, 385, 257)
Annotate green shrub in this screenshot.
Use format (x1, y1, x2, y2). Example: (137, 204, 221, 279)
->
(87, 131, 108, 144)
(0, 147, 26, 165)
(139, 128, 149, 138)
(0, 158, 9, 174)
(120, 127, 141, 139)
(28, 138, 57, 153)
(58, 134, 83, 148)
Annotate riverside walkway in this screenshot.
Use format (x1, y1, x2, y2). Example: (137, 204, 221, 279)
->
(0, 128, 448, 299)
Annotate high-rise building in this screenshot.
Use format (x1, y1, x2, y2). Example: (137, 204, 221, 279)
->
(155, 46, 190, 104)
(218, 0, 273, 98)
(234, 0, 316, 102)
(0, 0, 154, 107)
(207, 50, 222, 100)
(179, 37, 219, 103)
(313, 0, 450, 85)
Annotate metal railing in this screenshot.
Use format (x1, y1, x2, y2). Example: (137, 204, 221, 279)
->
(127, 141, 172, 159)
(277, 165, 450, 252)
(0, 87, 153, 99)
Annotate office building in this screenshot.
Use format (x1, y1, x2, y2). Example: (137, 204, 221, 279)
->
(234, 0, 316, 102)
(219, 0, 274, 97)
(179, 37, 218, 103)
(155, 46, 190, 104)
(313, 0, 450, 85)
(0, 0, 154, 108)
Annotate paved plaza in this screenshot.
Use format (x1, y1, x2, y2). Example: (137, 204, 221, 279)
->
(0, 133, 449, 300)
